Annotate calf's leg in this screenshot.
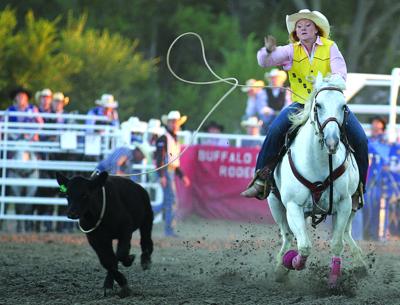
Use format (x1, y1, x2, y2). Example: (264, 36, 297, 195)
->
(139, 211, 154, 270)
(89, 238, 130, 298)
(116, 234, 135, 267)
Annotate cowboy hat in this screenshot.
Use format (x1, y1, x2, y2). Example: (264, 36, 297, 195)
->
(121, 116, 148, 133)
(264, 68, 288, 83)
(161, 110, 187, 126)
(95, 94, 119, 108)
(241, 116, 263, 128)
(53, 92, 70, 106)
(9, 87, 32, 100)
(286, 9, 330, 39)
(148, 118, 165, 135)
(241, 79, 265, 92)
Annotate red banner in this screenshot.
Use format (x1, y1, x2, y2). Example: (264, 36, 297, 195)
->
(176, 145, 274, 223)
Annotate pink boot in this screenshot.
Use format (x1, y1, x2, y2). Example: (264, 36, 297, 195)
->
(328, 257, 342, 288)
(282, 250, 308, 270)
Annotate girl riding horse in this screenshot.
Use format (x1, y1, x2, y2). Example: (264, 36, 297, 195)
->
(241, 9, 368, 209)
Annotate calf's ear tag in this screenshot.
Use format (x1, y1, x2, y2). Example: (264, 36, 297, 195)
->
(60, 184, 68, 193)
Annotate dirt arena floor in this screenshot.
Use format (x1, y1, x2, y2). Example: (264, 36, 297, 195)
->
(0, 216, 400, 305)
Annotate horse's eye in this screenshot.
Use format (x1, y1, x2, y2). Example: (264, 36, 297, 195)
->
(342, 105, 347, 111)
(315, 103, 321, 109)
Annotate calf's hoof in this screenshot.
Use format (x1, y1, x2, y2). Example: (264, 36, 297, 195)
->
(141, 256, 151, 270)
(118, 285, 131, 298)
(122, 254, 135, 267)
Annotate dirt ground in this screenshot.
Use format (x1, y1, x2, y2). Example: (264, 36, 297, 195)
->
(0, 216, 400, 305)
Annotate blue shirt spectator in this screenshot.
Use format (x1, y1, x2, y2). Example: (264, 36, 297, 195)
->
(86, 94, 119, 127)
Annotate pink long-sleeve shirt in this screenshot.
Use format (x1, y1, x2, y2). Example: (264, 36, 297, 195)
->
(257, 36, 347, 81)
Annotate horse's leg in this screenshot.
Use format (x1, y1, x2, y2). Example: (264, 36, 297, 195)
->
(268, 194, 293, 281)
(285, 201, 311, 270)
(343, 210, 368, 276)
(329, 198, 352, 288)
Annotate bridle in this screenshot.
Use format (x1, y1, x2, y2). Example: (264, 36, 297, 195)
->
(312, 86, 348, 147)
(290, 86, 350, 227)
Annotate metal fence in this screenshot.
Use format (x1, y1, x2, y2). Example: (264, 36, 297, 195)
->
(0, 111, 162, 225)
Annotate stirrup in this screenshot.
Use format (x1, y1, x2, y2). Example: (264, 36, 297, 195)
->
(351, 182, 364, 211)
(240, 169, 271, 200)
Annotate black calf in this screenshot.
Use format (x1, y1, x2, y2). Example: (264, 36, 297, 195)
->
(56, 171, 153, 298)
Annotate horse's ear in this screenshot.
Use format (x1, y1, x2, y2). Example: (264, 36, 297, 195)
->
(90, 171, 108, 188)
(314, 72, 324, 89)
(56, 172, 69, 186)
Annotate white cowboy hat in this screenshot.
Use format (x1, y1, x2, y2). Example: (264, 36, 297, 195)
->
(121, 116, 148, 133)
(241, 79, 265, 92)
(148, 118, 165, 135)
(161, 110, 187, 126)
(264, 69, 287, 82)
(52, 92, 70, 105)
(286, 9, 330, 39)
(241, 116, 263, 128)
(95, 94, 119, 108)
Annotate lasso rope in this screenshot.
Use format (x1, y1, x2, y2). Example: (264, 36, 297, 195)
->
(114, 32, 301, 177)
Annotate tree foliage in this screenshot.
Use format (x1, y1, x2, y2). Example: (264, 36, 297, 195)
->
(0, 0, 399, 129)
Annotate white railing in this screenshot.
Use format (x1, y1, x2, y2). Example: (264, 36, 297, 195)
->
(0, 111, 162, 224)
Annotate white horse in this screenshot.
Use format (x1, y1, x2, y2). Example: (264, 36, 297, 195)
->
(268, 73, 366, 288)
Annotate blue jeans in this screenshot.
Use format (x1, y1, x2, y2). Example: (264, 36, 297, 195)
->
(256, 103, 369, 188)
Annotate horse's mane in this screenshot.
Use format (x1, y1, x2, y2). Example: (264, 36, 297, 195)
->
(289, 74, 346, 131)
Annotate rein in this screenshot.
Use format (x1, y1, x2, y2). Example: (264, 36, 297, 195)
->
(289, 86, 349, 228)
(288, 149, 349, 228)
(79, 187, 106, 233)
(313, 87, 345, 141)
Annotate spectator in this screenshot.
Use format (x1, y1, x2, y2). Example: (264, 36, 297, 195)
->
(242, 79, 270, 135)
(201, 121, 229, 146)
(50, 92, 75, 233)
(5, 87, 43, 141)
(35, 88, 56, 232)
(120, 116, 148, 146)
(369, 116, 387, 143)
(240, 117, 263, 148)
(147, 118, 165, 146)
(51, 92, 70, 124)
(86, 94, 119, 128)
(155, 110, 191, 237)
(262, 69, 291, 133)
(93, 146, 144, 178)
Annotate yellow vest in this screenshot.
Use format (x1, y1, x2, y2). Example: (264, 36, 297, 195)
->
(289, 37, 333, 103)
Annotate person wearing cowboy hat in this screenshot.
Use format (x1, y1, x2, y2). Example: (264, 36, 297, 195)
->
(241, 116, 263, 148)
(5, 87, 44, 141)
(51, 92, 70, 117)
(201, 120, 228, 147)
(260, 68, 291, 134)
(242, 79, 271, 136)
(155, 110, 190, 237)
(86, 93, 120, 127)
(242, 9, 368, 209)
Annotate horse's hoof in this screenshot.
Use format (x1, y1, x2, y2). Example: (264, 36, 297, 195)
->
(353, 265, 368, 279)
(118, 285, 131, 298)
(282, 250, 298, 270)
(274, 264, 290, 282)
(122, 254, 135, 267)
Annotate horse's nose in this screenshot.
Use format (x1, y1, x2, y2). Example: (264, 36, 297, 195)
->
(325, 135, 339, 154)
